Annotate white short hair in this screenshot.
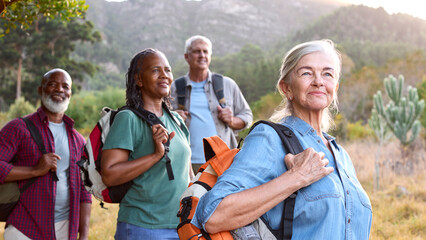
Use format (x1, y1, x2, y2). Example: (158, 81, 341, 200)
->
(184, 35, 212, 54)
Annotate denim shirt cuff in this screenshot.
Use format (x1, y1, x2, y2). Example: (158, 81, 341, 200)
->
(191, 194, 223, 231)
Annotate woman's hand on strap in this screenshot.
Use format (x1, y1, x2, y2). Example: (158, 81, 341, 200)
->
(151, 124, 175, 158)
(284, 148, 334, 188)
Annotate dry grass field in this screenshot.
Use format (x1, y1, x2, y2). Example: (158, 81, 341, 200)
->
(1, 139, 425, 240)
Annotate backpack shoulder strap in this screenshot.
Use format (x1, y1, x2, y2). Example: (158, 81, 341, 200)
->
(123, 105, 175, 181)
(250, 120, 304, 154)
(22, 117, 47, 155)
(202, 136, 237, 176)
(249, 120, 303, 240)
(20, 117, 53, 188)
(162, 102, 184, 131)
(123, 106, 165, 127)
(212, 73, 226, 108)
(175, 76, 187, 110)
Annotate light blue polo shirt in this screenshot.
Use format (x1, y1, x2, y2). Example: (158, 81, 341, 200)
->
(189, 80, 217, 164)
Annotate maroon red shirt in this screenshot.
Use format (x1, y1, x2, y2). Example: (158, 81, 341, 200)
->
(0, 107, 92, 240)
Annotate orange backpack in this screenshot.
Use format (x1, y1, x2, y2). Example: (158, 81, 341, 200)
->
(176, 120, 304, 240)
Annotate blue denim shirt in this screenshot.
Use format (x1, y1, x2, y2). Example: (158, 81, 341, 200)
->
(192, 116, 372, 239)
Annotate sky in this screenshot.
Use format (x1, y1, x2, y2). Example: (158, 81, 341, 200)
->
(105, 0, 426, 20)
(344, 0, 425, 20)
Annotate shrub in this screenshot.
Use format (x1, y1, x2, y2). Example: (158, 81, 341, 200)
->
(250, 92, 283, 121)
(346, 120, 375, 141)
(7, 97, 36, 119)
(66, 88, 126, 130)
(0, 112, 9, 128)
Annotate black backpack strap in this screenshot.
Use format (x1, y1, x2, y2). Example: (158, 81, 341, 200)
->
(249, 120, 304, 240)
(175, 76, 187, 110)
(124, 105, 175, 181)
(212, 73, 226, 108)
(21, 117, 59, 181)
(22, 117, 47, 154)
(162, 102, 184, 131)
(211, 73, 229, 130)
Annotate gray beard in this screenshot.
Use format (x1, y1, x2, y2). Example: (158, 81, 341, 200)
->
(41, 93, 70, 113)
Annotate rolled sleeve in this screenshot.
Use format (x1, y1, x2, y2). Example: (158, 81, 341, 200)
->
(192, 123, 285, 230)
(80, 183, 92, 203)
(0, 119, 23, 183)
(227, 77, 253, 129)
(0, 162, 13, 183)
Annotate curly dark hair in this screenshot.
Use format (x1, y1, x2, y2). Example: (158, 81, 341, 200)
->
(125, 48, 172, 110)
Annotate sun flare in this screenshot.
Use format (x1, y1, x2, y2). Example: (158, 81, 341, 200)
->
(345, 0, 426, 20)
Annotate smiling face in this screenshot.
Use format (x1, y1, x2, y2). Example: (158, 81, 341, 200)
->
(280, 51, 339, 116)
(39, 70, 72, 114)
(184, 39, 211, 71)
(136, 51, 173, 101)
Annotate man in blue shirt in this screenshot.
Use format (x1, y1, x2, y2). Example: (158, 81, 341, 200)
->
(171, 35, 253, 173)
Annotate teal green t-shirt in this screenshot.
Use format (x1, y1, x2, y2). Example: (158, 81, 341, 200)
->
(103, 109, 191, 228)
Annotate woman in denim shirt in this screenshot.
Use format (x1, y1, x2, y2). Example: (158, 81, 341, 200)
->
(192, 40, 372, 239)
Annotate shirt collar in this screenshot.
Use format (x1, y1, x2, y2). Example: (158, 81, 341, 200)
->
(282, 116, 313, 135)
(36, 107, 75, 128)
(282, 116, 340, 150)
(185, 70, 212, 85)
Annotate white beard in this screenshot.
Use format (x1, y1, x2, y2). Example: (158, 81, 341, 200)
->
(41, 92, 70, 113)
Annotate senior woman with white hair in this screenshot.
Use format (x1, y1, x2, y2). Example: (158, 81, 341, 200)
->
(191, 39, 372, 239)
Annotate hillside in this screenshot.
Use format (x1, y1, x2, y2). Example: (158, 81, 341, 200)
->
(77, 0, 347, 70)
(75, 1, 426, 114)
(278, 5, 426, 68)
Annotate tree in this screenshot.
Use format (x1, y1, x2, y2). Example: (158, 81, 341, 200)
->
(0, 0, 88, 36)
(0, 16, 101, 107)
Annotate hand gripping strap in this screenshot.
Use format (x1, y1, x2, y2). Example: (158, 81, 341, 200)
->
(125, 104, 175, 180)
(22, 117, 59, 181)
(249, 120, 304, 240)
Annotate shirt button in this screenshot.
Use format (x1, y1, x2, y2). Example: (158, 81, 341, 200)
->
(347, 190, 350, 195)
(317, 140, 321, 143)
(311, 129, 314, 133)
(348, 219, 351, 224)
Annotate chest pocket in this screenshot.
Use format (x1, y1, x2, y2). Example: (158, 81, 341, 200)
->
(345, 170, 372, 210)
(299, 174, 342, 201)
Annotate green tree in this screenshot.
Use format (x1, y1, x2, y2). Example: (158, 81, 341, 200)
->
(0, 0, 88, 36)
(211, 44, 280, 103)
(66, 88, 126, 132)
(0, 16, 101, 108)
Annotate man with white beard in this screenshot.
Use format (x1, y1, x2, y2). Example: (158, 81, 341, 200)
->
(0, 68, 92, 240)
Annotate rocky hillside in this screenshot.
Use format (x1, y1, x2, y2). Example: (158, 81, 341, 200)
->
(81, 0, 348, 67)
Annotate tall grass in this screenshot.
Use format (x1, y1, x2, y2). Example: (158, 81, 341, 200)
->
(1, 139, 425, 239)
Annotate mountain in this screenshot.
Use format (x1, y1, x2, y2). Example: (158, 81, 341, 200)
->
(78, 0, 348, 70)
(278, 4, 426, 68)
(75, 0, 426, 108)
